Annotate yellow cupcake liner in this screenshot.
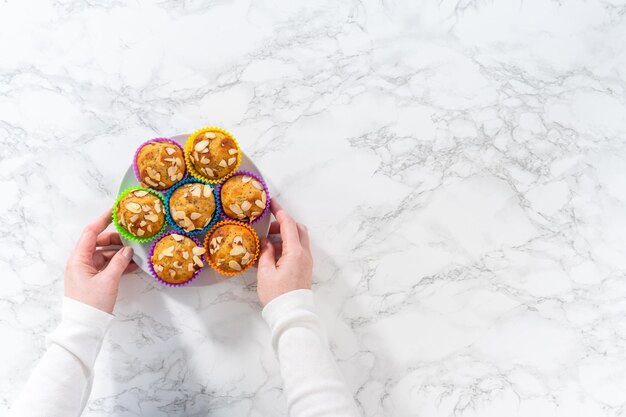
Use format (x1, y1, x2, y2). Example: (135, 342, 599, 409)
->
(203, 220, 260, 277)
(184, 126, 241, 184)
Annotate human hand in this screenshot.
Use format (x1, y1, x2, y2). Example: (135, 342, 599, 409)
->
(64, 209, 138, 314)
(257, 200, 313, 306)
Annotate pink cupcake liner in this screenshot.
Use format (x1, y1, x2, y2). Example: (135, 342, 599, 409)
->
(217, 170, 271, 225)
(133, 138, 187, 191)
(147, 231, 203, 287)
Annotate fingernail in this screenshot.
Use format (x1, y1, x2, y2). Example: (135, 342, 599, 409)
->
(122, 246, 133, 258)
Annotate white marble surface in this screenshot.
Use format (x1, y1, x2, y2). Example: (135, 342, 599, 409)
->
(2, 0, 626, 416)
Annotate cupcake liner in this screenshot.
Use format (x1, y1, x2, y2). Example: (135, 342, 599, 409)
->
(133, 137, 187, 191)
(203, 220, 261, 277)
(217, 170, 271, 225)
(112, 187, 167, 244)
(164, 177, 221, 236)
(184, 126, 241, 184)
(147, 231, 204, 287)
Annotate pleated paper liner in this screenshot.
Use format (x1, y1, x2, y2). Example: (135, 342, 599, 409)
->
(112, 187, 167, 244)
(217, 170, 270, 225)
(203, 220, 260, 277)
(164, 177, 221, 236)
(184, 126, 241, 184)
(133, 137, 187, 192)
(147, 231, 204, 287)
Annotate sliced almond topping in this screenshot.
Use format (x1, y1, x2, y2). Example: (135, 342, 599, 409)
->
(142, 205, 151, 212)
(182, 251, 189, 259)
(167, 166, 177, 177)
(194, 151, 200, 161)
(147, 225, 153, 232)
(173, 261, 182, 269)
(133, 190, 148, 197)
(145, 213, 159, 222)
(174, 211, 186, 220)
(192, 247, 206, 256)
(190, 185, 201, 197)
(204, 218, 211, 227)
(154, 264, 163, 272)
(228, 260, 242, 271)
(201, 148, 209, 154)
(169, 269, 176, 278)
(154, 202, 162, 213)
(241, 201, 252, 211)
(228, 148, 238, 155)
(176, 173, 183, 181)
(216, 236, 223, 243)
(190, 212, 202, 220)
(241, 175, 252, 183)
(188, 263, 195, 272)
(252, 180, 263, 190)
(144, 177, 158, 187)
(228, 157, 236, 166)
(261, 191, 267, 204)
(194, 139, 209, 152)
(158, 253, 164, 260)
(136, 228, 145, 236)
(175, 157, 183, 166)
(204, 167, 215, 177)
(250, 211, 261, 219)
(193, 255, 204, 267)
(125, 202, 142, 213)
(255, 200, 265, 209)
(140, 220, 147, 227)
(200, 157, 210, 165)
(129, 214, 139, 222)
(218, 159, 227, 168)
(242, 252, 252, 265)
(119, 215, 126, 226)
(162, 246, 175, 257)
(171, 234, 184, 241)
(233, 236, 243, 245)
(229, 204, 243, 214)
(165, 147, 176, 155)
(230, 246, 246, 256)
(158, 181, 166, 187)
(204, 132, 216, 139)
(203, 185, 212, 198)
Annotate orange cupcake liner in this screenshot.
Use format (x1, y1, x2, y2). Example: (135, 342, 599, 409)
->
(203, 220, 260, 277)
(184, 126, 241, 184)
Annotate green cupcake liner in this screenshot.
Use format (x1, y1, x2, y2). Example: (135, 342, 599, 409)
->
(112, 186, 167, 244)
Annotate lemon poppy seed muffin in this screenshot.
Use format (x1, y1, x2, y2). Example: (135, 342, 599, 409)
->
(116, 190, 165, 238)
(189, 129, 239, 181)
(220, 174, 268, 222)
(205, 223, 259, 274)
(136, 140, 185, 190)
(169, 182, 216, 233)
(150, 233, 205, 284)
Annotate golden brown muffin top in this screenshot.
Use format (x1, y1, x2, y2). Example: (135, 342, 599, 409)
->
(189, 130, 239, 180)
(116, 190, 164, 238)
(151, 234, 205, 283)
(137, 141, 185, 190)
(169, 183, 216, 232)
(206, 224, 259, 273)
(220, 174, 267, 222)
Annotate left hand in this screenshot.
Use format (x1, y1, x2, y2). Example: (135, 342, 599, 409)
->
(64, 209, 138, 314)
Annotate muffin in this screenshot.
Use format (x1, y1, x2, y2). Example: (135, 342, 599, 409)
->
(115, 189, 165, 239)
(135, 139, 186, 190)
(168, 181, 217, 233)
(205, 222, 260, 275)
(150, 233, 205, 285)
(186, 128, 239, 182)
(220, 172, 268, 223)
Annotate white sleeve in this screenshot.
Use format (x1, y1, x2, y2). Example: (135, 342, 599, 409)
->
(8, 297, 114, 417)
(262, 289, 361, 417)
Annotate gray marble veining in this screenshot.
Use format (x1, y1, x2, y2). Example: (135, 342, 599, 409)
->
(1, 0, 626, 416)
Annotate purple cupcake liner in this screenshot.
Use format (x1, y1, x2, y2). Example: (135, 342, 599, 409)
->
(133, 138, 187, 192)
(147, 231, 204, 288)
(217, 170, 271, 225)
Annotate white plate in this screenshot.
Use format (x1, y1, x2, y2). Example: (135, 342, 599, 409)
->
(117, 133, 270, 287)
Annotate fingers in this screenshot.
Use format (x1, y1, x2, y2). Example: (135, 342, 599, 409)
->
(101, 246, 134, 282)
(269, 221, 280, 235)
(74, 209, 114, 262)
(270, 200, 301, 253)
(257, 239, 277, 271)
(96, 231, 122, 247)
(296, 223, 310, 251)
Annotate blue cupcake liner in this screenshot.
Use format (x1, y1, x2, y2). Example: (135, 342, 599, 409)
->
(164, 177, 221, 236)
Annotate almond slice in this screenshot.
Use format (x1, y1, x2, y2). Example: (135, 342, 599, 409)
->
(200, 157, 210, 165)
(229, 204, 243, 215)
(147, 225, 153, 233)
(204, 167, 215, 177)
(252, 180, 263, 190)
(125, 202, 142, 213)
(176, 173, 183, 181)
(218, 160, 227, 168)
(255, 200, 265, 209)
(167, 166, 177, 177)
(233, 236, 243, 245)
(173, 261, 182, 269)
(228, 148, 238, 155)
(229, 246, 246, 256)
(182, 250, 189, 259)
(129, 214, 139, 222)
(161, 246, 175, 257)
(191, 185, 201, 197)
(136, 228, 145, 236)
(140, 220, 147, 227)
(190, 212, 202, 220)
(154, 202, 162, 213)
(133, 190, 148, 197)
(193, 255, 204, 267)
(188, 263, 195, 272)
(241, 201, 252, 211)
(144, 177, 158, 187)
(228, 157, 236, 166)
(203, 185, 212, 198)
(165, 147, 176, 155)
(145, 213, 159, 222)
(192, 247, 206, 256)
(228, 260, 242, 271)
(142, 204, 151, 212)
(171, 234, 184, 242)
(261, 191, 267, 204)
(169, 269, 176, 278)
(204, 131, 216, 139)
(194, 139, 209, 152)
(194, 151, 200, 161)
(241, 175, 252, 183)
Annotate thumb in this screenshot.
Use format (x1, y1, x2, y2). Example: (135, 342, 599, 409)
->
(257, 239, 276, 271)
(102, 246, 134, 281)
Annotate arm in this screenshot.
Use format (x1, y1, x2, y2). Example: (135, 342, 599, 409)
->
(257, 202, 360, 417)
(8, 210, 136, 417)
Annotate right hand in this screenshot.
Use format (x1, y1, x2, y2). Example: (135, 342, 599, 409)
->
(256, 201, 313, 306)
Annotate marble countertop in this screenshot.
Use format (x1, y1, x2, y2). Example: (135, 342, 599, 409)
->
(2, 1, 626, 416)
